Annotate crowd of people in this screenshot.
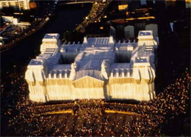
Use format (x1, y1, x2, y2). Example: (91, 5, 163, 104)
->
(104, 70, 190, 136)
(1, 69, 190, 136)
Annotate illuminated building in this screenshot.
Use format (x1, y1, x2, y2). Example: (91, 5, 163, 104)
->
(0, 0, 30, 10)
(25, 31, 158, 102)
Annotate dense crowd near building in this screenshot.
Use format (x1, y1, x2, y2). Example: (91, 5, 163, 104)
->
(1, 69, 190, 136)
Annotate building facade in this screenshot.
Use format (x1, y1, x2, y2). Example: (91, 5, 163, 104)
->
(0, 0, 30, 10)
(25, 31, 158, 102)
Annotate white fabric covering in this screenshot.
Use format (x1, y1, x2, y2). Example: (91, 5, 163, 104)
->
(25, 31, 158, 102)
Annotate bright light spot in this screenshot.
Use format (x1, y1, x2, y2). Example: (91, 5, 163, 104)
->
(100, 26, 104, 30)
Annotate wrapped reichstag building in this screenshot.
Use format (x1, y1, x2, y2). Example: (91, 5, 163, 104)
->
(25, 30, 158, 102)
